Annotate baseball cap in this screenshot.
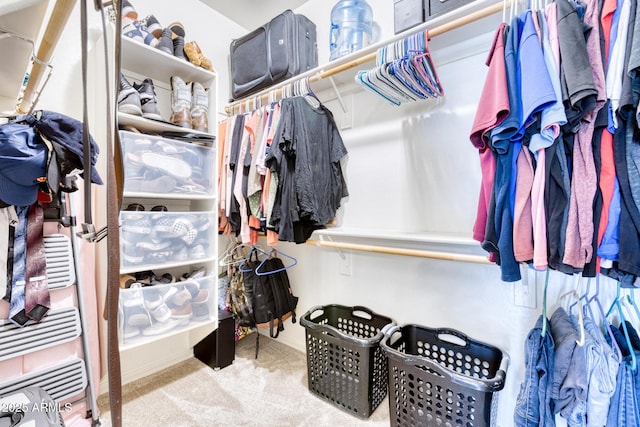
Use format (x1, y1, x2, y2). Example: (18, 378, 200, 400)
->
(0, 123, 48, 206)
(16, 110, 103, 185)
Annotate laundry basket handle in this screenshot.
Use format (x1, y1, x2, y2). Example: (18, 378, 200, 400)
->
(434, 328, 471, 349)
(300, 305, 393, 346)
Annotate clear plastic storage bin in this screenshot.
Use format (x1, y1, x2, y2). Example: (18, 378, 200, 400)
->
(119, 130, 214, 197)
(119, 274, 215, 346)
(119, 210, 214, 269)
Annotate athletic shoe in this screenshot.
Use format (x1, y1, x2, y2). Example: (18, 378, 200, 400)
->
(170, 302, 193, 320)
(122, 17, 157, 47)
(118, 73, 142, 116)
(173, 36, 187, 61)
(192, 290, 210, 320)
(191, 82, 209, 132)
(156, 28, 174, 55)
(140, 151, 192, 179)
(169, 287, 192, 307)
(121, 0, 138, 20)
(143, 14, 163, 38)
(149, 303, 172, 323)
(133, 78, 163, 121)
(170, 76, 192, 128)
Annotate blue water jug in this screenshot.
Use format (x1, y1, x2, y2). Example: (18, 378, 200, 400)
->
(329, 0, 373, 61)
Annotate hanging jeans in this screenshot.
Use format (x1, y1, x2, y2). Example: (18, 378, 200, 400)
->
(607, 357, 639, 426)
(549, 307, 588, 425)
(514, 315, 556, 427)
(581, 315, 618, 427)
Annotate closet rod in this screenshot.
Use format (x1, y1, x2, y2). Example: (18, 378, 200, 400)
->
(225, 0, 504, 114)
(17, 0, 77, 114)
(306, 239, 492, 265)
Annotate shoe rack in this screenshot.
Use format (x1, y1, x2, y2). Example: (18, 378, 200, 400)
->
(116, 27, 218, 376)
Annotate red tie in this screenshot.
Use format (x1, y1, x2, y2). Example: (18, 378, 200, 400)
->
(24, 203, 50, 321)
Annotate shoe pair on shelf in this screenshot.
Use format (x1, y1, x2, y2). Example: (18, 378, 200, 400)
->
(118, 73, 162, 121)
(120, 0, 215, 70)
(170, 76, 209, 132)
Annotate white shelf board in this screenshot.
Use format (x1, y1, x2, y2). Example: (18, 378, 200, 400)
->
(118, 112, 215, 142)
(122, 191, 216, 201)
(120, 256, 217, 275)
(121, 36, 216, 84)
(119, 318, 216, 352)
(311, 228, 486, 256)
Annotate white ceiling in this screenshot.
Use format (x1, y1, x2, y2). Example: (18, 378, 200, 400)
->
(199, 0, 310, 30)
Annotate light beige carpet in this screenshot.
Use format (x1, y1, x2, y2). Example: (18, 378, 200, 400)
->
(97, 335, 390, 426)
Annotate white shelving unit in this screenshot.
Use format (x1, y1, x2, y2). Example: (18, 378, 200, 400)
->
(117, 34, 219, 370)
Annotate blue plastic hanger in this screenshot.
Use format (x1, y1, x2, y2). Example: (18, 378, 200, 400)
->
(626, 289, 640, 325)
(605, 281, 637, 370)
(255, 247, 298, 276)
(541, 268, 549, 337)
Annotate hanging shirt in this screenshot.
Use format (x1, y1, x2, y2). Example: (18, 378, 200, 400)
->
(606, 0, 631, 132)
(513, 10, 557, 264)
(486, 17, 522, 282)
(268, 97, 348, 243)
(469, 23, 509, 244)
(563, 0, 606, 269)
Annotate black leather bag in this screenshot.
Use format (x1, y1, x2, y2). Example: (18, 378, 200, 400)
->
(229, 9, 317, 100)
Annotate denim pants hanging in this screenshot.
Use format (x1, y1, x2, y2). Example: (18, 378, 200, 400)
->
(514, 315, 556, 427)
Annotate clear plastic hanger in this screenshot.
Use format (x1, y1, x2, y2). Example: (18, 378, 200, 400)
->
(606, 281, 637, 370)
(255, 247, 298, 276)
(219, 239, 252, 267)
(583, 275, 623, 362)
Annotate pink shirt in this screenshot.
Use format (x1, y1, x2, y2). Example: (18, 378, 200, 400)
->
(470, 23, 509, 243)
(563, 0, 606, 268)
(514, 148, 535, 261)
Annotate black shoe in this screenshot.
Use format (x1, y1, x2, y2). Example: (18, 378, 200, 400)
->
(173, 35, 187, 61)
(133, 78, 163, 121)
(118, 73, 142, 116)
(157, 28, 174, 55)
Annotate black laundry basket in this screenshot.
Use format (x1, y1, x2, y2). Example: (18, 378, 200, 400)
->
(381, 324, 508, 427)
(300, 304, 395, 419)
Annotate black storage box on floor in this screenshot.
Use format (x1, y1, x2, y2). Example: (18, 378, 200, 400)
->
(381, 325, 509, 427)
(194, 310, 235, 370)
(300, 304, 395, 419)
(229, 9, 317, 101)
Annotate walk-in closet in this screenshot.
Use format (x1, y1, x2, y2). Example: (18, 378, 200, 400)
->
(1, 0, 638, 425)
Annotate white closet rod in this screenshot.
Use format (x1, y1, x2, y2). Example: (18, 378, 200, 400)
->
(225, 0, 504, 115)
(306, 239, 492, 264)
(17, 0, 77, 114)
